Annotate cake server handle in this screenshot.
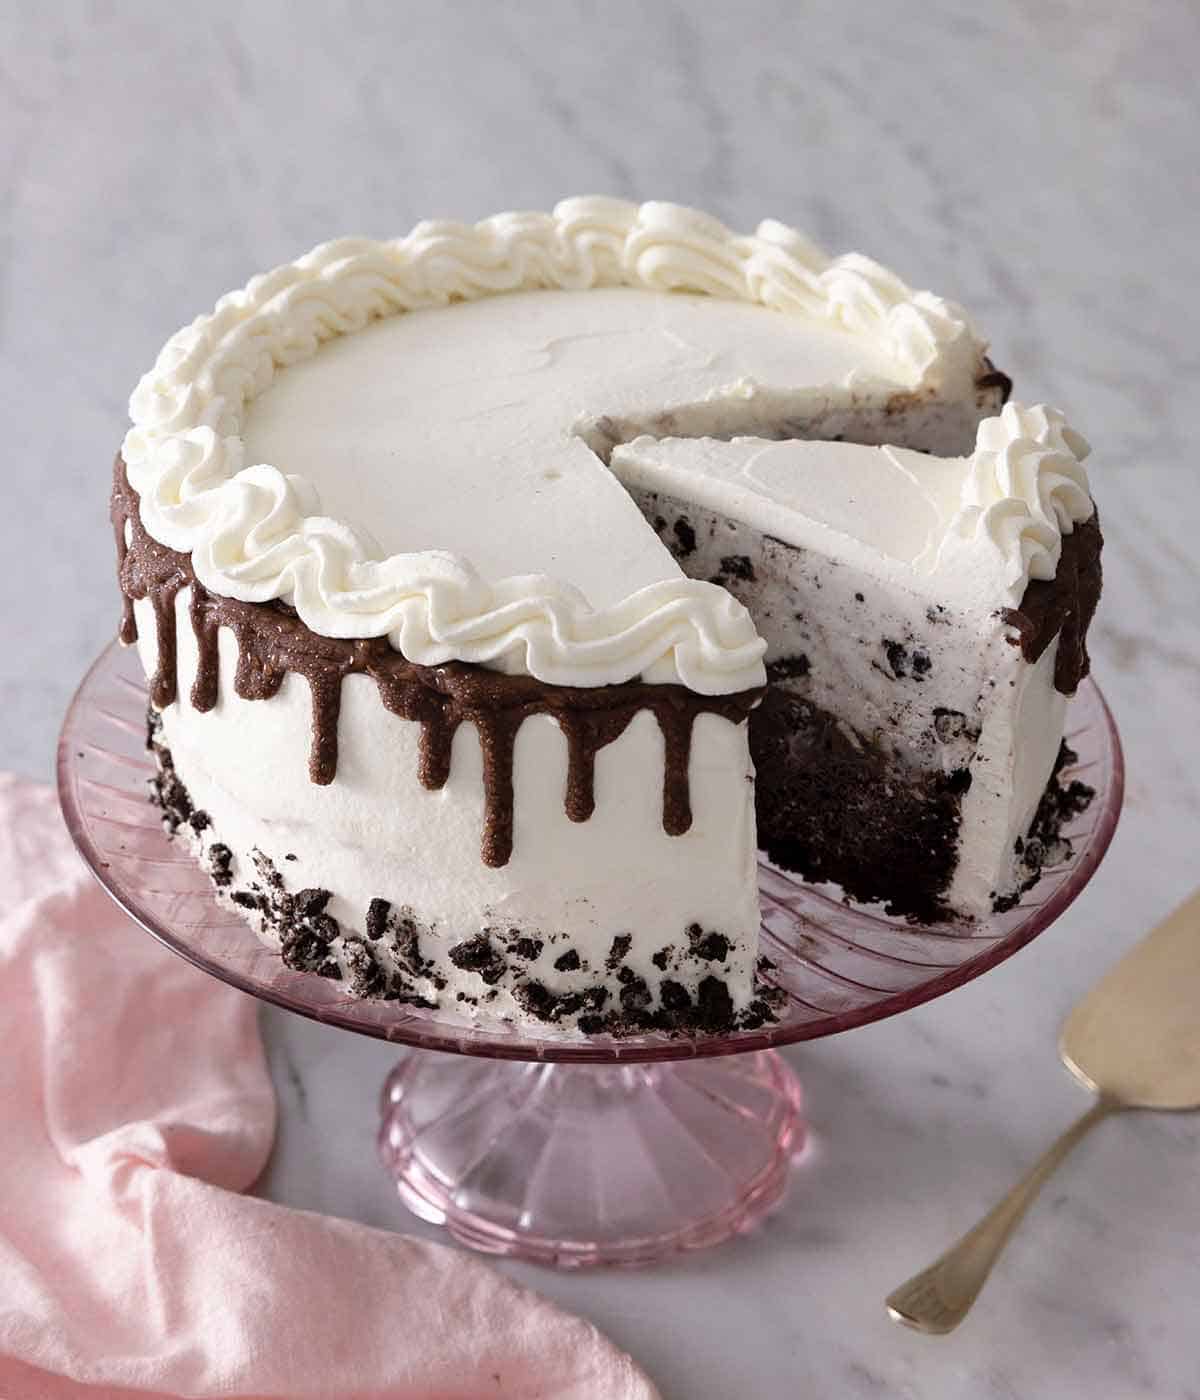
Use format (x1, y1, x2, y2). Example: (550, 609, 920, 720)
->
(885, 1094, 1120, 1334)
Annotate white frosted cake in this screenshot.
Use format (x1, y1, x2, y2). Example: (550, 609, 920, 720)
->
(112, 199, 1101, 1034)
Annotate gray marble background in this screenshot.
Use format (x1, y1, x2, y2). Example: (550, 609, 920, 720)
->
(4, 2, 1199, 1396)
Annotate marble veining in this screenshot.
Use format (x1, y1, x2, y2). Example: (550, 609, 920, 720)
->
(4, 2, 1199, 1396)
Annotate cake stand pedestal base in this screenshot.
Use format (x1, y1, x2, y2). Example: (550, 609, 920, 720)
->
(378, 1049, 806, 1268)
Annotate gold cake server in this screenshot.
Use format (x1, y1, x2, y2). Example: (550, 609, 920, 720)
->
(887, 888, 1200, 1334)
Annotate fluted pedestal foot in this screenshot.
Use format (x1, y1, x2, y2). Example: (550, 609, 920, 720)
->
(379, 1049, 805, 1268)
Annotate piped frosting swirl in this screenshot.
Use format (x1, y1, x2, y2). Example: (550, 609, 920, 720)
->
(121, 197, 986, 695)
(946, 402, 1094, 604)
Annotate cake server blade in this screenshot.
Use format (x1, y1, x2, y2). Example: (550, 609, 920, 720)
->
(886, 888, 1200, 1334)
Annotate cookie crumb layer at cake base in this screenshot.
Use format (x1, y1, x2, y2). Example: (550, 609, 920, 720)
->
(146, 711, 782, 1036)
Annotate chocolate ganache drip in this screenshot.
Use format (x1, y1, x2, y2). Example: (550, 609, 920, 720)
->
(112, 457, 761, 868)
(1001, 512, 1103, 694)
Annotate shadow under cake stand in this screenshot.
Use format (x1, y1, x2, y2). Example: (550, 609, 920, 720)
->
(58, 641, 1123, 1268)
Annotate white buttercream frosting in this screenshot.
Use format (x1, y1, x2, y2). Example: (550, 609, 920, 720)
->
(122, 197, 988, 694)
(612, 400, 1093, 615)
(945, 402, 1093, 600)
(135, 590, 761, 1021)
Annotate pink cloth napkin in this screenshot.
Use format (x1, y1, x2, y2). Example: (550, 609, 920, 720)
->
(0, 774, 659, 1400)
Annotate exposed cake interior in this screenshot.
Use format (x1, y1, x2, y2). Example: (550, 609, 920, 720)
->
(610, 453, 1099, 918)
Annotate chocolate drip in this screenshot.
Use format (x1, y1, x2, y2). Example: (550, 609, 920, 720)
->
(476, 710, 522, 866)
(1002, 513, 1103, 693)
(112, 504, 137, 647)
(657, 706, 695, 835)
(975, 357, 1014, 405)
(112, 475, 190, 707)
(559, 709, 637, 823)
(112, 457, 760, 865)
(375, 672, 462, 789)
(563, 723, 596, 822)
(189, 585, 220, 711)
(306, 671, 344, 785)
(148, 585, 184, 709)
(416, 712, 461, 790)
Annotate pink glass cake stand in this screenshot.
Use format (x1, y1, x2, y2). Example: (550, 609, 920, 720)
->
(58, 641, 1123, 1268)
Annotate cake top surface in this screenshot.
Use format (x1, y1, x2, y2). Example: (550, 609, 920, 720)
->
(238, 285, 909, 604)
(121, 197, 1090, 694)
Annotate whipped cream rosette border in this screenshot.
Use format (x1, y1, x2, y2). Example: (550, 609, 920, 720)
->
(121, 198, 1091, 692)
(935, 403, 1095, 605)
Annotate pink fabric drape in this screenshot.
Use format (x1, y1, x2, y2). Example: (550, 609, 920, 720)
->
(0, 774, 658, 1400)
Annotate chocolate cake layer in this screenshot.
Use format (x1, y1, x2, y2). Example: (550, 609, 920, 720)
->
(750, 687, 968, 921)
(751, 693, 1093, 921)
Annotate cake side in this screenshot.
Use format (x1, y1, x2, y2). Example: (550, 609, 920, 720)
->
(115, 460, 770, 1034)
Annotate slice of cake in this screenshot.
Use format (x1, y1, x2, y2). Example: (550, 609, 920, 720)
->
(111, 198, 1100, 1034)
(611, 405, 1100, 919)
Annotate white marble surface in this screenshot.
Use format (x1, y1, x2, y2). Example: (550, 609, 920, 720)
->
(5, 2, 1200, 1395)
